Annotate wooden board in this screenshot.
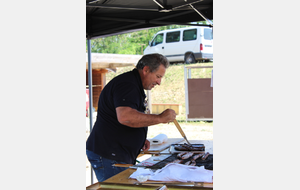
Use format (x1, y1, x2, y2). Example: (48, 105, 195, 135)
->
(152, 104, 182, 115)
(187, 78, 213, 119)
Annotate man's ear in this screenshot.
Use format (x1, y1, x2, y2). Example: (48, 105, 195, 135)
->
(142, 66, 150, 74)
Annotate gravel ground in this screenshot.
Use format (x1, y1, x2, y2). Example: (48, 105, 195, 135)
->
(147, 123, 213, 140)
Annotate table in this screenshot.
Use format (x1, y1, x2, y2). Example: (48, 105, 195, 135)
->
(87, 168, 212, 189)
(86, 140, 213, 190)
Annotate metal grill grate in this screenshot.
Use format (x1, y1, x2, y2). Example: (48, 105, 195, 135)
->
(146, 153, 213, 170)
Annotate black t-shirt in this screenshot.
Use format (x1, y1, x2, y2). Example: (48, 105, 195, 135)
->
(86, 69, 148, 164)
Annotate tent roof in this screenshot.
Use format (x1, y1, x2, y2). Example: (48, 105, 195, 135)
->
(86, 0, 213, 39)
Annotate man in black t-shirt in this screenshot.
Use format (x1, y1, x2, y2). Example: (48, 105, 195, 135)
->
(86, 53, 176, 182)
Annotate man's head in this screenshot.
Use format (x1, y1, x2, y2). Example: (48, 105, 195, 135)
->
(136, 53, 170, 90)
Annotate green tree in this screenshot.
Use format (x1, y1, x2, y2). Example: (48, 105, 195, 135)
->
(87, 24, 209, 55)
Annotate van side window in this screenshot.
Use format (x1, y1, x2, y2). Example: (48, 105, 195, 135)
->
(166, 31, 180, 43)
(183, 29, 197, 41)
(151, 33, 164, 46)
(204, 28, 213, 40)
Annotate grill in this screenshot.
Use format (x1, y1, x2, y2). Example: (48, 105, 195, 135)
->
(145, 153, 213, 170)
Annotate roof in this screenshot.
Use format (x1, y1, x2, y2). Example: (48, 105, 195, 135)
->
(86, 53, 142, 71)
(86, 0, 213, 39)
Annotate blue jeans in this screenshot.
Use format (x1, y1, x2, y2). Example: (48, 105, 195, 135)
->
(86, 149, 129, 182)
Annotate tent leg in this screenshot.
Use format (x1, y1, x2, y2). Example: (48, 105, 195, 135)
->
(87, 39, 94, 185)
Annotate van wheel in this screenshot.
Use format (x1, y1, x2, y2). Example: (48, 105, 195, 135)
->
(185, 54, 195, 64)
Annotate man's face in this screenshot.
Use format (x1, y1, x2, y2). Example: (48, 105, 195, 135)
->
(142, 64, 166, 90)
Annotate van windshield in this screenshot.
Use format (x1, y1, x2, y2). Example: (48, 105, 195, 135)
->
(204, 28, 213, 40)
(151, 33, 164, 46)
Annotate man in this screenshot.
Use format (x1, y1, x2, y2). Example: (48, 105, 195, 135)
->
(86, 53, 176, 182)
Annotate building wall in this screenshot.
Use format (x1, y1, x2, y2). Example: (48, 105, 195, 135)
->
(86, 69, 108, 111)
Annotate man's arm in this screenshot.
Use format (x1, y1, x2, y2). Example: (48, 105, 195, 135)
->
(116, 106, 176, 128)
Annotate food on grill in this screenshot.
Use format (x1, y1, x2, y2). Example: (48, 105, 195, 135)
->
(184, 160, 196, 166)
(177, 152, 187, 158)
(149, 153, 213, 170)
(173, 159, 183, 163)
(166, 159, 183, 165)
(191, 153, 204, 161)
(181, 144, 191, 150)
(177, 152, 194, 159)
(174, 152, 210, 165)
(190, 160, 196, 166)
(174, 145, 188, 151)
(184, 160, 191, 165)
(174, 143, 204, 151)
(181, 152, 194, 159)
(201, 152, 210, 160)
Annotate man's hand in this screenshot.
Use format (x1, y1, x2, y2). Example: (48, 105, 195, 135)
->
(142, 139, 150, 151)
(159, 109, 176, 123)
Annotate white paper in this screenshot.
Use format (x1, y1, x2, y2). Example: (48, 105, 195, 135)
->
(129, 167, 154, 179)
(129, 163, 213, 183)
(150, 134, 168, 145)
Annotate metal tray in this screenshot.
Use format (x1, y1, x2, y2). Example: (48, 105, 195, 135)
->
(168, 144, 205, 154)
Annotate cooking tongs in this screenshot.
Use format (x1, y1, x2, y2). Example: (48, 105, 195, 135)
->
(173, 119, 191, 145)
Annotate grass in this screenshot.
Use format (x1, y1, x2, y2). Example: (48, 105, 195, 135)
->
(106, 61, 213, 121)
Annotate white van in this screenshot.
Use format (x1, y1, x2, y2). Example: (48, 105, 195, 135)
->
(143, 26, 213, 64)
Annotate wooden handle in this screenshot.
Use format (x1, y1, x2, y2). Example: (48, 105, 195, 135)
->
(113, 164, 133, 167)
(173, 119, 186, 138)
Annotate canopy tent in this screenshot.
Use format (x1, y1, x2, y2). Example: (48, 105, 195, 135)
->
(86, 0, 213, 185)
(86, 0, 213, 39)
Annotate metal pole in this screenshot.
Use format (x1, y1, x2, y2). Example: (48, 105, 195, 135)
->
(184, 66, 189, 122)
(87, 39, 94, 185)
(146, 90, 152, 113)
(189, 4, 213, 27)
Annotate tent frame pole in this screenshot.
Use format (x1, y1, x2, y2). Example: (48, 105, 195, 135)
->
(87, 39, 94, 185)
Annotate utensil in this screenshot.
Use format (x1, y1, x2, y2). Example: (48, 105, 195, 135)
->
(134, 181, 196, 186)
(112, 164, 133, 167)
(173, 119, 191, 145)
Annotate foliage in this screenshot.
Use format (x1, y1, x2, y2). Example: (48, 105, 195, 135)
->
(86, 23, 211, 55)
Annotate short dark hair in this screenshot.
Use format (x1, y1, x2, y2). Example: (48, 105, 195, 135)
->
(136, 53, 169, 72)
